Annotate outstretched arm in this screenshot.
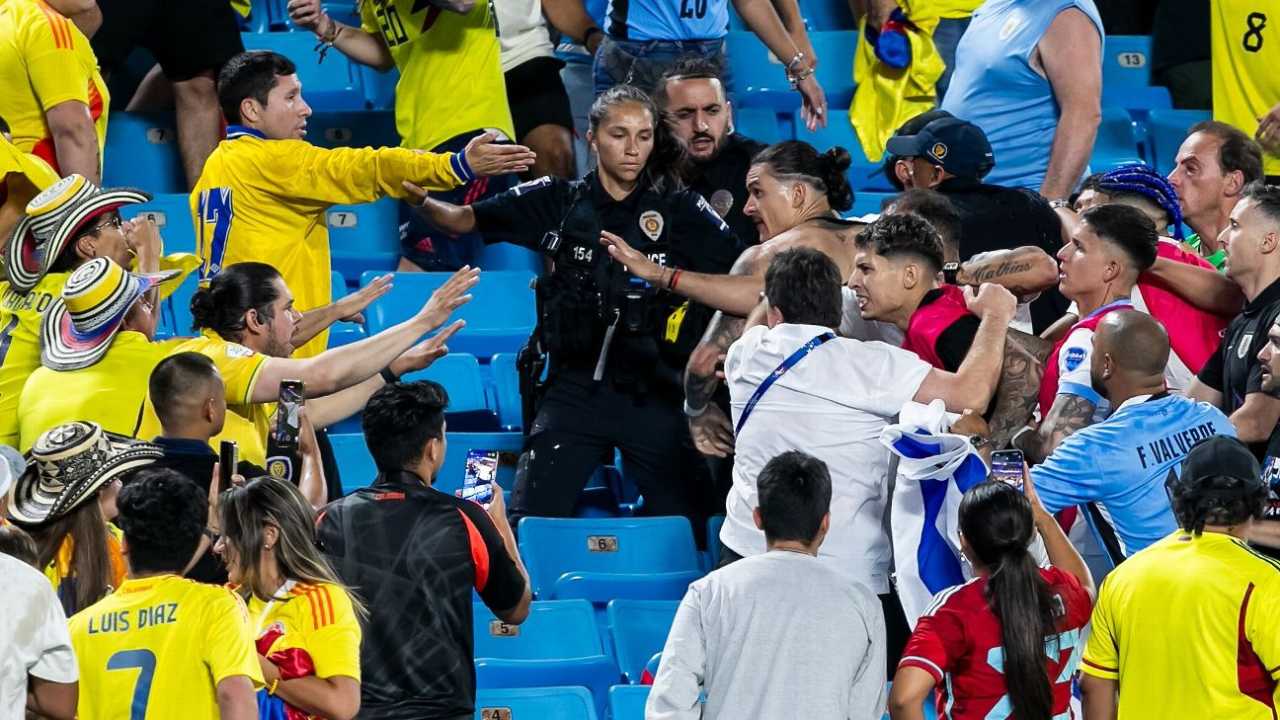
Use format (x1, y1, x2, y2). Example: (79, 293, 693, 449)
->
(914, 285, 1017, 415)
(1144, 255, 1244, 316)
(289, 0, 395, 70)
(404, 181, 479, 235)
(955, 246, 1060, 298)
(603, 233, 764, 316)
(292, 275, 394, 348)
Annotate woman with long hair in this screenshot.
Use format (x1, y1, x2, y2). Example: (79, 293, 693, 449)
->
(888, 478, 1096, 720)
(216, 477, 364, 720)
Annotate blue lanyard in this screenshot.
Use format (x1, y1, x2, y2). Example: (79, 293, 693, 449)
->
(735, 332, 836, 435)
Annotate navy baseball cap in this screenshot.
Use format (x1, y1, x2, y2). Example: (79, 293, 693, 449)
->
(885, 117, 996, 181)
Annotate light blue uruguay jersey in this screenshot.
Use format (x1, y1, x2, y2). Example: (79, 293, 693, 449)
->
(1030, 392, 1235, 556)
(607, 0, 729, 41)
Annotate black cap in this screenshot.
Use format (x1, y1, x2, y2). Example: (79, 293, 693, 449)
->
(1175, 435, 1265, 496)
(883, 109, 953, 188)
(885, 117, 996, 181)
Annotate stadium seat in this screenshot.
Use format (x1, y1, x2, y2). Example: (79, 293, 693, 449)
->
(609, 685, 650, 720)
(103, 113, 186, 194)
(554, 571, 700, 606)
(517, 517, 702, 599)
(489, 353, 523, 430)
(329, 199, 401, 285)
(1101, 85, 1172, 113)
(734, 107, 788, 145)
(608, 600, 679, 684)
(361, 270, 537, 358)
(795, 110, 896, 192)
(360, 66, 400, 111)
(306, 110, 400, 150)
(326, 322, 366, 348)
(328, 433, 378, 493)
(1091, 106, 1144, 173)
(240, 32, 365, 110)
(160, 274, 200, 339)
(474, 687, 599, 720)
(1146, 108, 1211, 176)
(726, 31, 856, 112)
(437, 431, 524, 496)
(122, 193, 196, 254)
(705, 515, 725, 569)
(800, 0, 856, 30)
(476, 242, 544, 274)
(850, 190, 894, 218)
(473, 600, 619, 716)
(400, 353, 499, 431)
(1103, 35, 1153, 89)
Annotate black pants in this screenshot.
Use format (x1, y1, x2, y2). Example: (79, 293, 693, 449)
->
(511, 373, 704, 536)
(716, 543, 911, 677)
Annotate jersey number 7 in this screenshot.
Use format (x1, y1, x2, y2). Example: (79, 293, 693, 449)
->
(107, 649, 157, 720)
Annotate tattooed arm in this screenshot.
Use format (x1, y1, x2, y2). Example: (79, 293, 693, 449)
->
(685, 309, 748, 458)
(955, 246, 1059, 298)
(1013, 393, 1096, 464)
(986, 336, 1046, 448)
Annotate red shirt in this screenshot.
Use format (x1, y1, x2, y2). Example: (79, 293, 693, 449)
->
(1137, 240, 1229, 375)
(901, 285, 978, 371)
(899, 566, 1093, 719)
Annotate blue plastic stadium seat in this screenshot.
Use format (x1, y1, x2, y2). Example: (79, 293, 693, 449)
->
(1102, 85, 1172, 113)
(608, 600, 679, 684)
(1145, 108, 1211, 176)
(240, 33, 365, 110)
(326, 323, 366, 348)
(121, 193, 196, 254)
(517, 517, 702, 599)
(1103, 35, 1153, 89)
(733, 107, 788, 145)
(705, 515, 725, 569)
(400, 353, 498, 431)
(306, 110, 399, 150)
(851, 191, 894, 218)
(328, 433, 378, 493)
(489, 353, 523, 430)
(554, 570, 700, 605)
(476, 242, 544, 274)
(360, 66, 400, 111)
(437, 431, 524, 496)
(329, 199, 401, 286)
(609, 685, 650, 720)
(103, 113, 186, 194)
(237, 0, 271, 32)
(361, 270, 537, 358)
(474, 687, 599, 720)
(800, 0, 856, 30)
(725, 31, 856, 112)
(1091, 106, 1144, 173)
(473, 600, 618, 716)
(795, 110, 895, 192)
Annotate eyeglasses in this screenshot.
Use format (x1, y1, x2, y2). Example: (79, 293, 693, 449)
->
(79, 215, 124, 237)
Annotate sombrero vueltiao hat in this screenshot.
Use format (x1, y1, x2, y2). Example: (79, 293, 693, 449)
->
(7, 421, 161, 526)
(41, 257, 181, 371)
(5, 174, 150, 294)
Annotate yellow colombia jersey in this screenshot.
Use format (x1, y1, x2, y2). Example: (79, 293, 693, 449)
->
(1083, 531, 1280, 718)
(902, 0, 984, 20)
(1212, 0, 1280, 176)
(360, 0, 514, 151)
(136, 330, 271, 467)
(191, 127, 467, 358)
(249, 580, 362, 719)
(0, 132, 59, 241)
(69, 574, 264, 720)
(18, 330, 169, 451)
(0, 272, 66, 447)
(0, 0, 110, 174)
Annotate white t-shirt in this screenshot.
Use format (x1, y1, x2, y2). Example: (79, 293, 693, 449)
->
(839, 287, 904, 344)
(647, 551, 886, 720)
(1, 554, 77, 720)
(496, 0, 555, 72)
(723, 323, 932, 593)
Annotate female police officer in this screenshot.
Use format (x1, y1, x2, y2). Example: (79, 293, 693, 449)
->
(404, 85, 742, 532)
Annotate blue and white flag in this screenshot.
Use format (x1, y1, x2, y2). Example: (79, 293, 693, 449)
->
(880, 401, 989, 627)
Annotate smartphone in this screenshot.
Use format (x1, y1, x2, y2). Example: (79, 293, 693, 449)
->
(218, 440, 238, 489)
(990, 449, 1025, 489)
(272, 380, 305, 451)
(462, 449, 498, 506)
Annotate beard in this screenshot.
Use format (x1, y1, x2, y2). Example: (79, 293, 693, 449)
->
(1090, 370, 1109, 400)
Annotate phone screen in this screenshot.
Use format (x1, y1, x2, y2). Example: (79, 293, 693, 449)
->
(462, 449, 498, 507)
(219, 440, 238, 490)
(272, 380, 305, 450)
(990, 450, 1025, 489)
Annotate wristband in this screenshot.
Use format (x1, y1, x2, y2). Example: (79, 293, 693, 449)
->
(1010, 425, 1035, 450)
(450, 151, 476, 184)
(683, 399, 708, 418)
(380, 367, 400, 384)
(583, 26, 603, 46)
(942, 262, 960, 285)
(670, 269, 683, 290)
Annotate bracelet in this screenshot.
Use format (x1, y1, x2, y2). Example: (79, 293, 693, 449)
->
(1048, 199, 1071, 210)
(268, 678, 280, 696)
(380, 367, 399, 384)
(683, 399, 708, 418)
(314, 18, 342, 63)
(670, 269, 683, 290)
(785, 52, 807, 73)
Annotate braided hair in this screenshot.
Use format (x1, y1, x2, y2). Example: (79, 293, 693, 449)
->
(1096, 163, 1185, 240)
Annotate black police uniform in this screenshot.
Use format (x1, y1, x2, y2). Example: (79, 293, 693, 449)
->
(471, 171, 744, 527)
(1197, 277, 1280, 460)
(684, 133, 766, 246)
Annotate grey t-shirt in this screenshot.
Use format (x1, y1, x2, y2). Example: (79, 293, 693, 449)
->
(646, 551, 887, 720)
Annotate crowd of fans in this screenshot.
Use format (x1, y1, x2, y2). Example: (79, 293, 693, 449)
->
(2, 0, 1280, 719)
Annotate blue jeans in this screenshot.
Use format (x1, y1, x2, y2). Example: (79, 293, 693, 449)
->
(932, 16, 971, 102)
(592, 36, 732, 97)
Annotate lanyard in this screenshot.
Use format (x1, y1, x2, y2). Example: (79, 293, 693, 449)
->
(735, 332, 836, 435)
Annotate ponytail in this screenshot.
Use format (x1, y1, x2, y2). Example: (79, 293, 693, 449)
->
(819, 147, 854, 212)
(958, 482, 1060, 720)
(751, 141, 854, 212)
(189, 262, 282, 338)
